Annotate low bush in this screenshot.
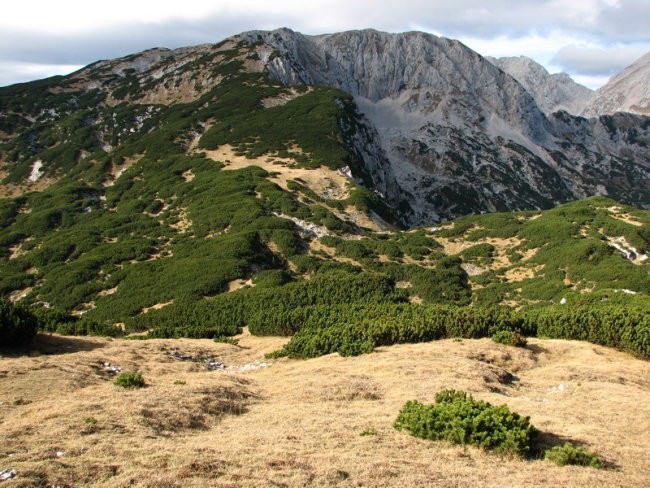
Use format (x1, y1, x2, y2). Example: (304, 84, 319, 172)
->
(524, 306, 649, 359)
(544, 442, 601, 468)
(271, 303, 525, 358)
(394, 390, 538, 457)
(55, 318, 125, 338)
(491, 330, 528, 347)
(113, 371, 146, 388)
(214, 335, 239, 346)
(0, 297, 39, 347)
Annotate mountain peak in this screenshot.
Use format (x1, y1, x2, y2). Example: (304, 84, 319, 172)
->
(582, 50, 650, 117)
(1, 28, 649, 226)
(488, 55, 593, 116)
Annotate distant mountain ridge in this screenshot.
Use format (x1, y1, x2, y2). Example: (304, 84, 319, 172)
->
(241, 28, 649, 223)
(1, 28, 649, 225)
(486, 55, 593, 116)
(582, 51, 650, 117)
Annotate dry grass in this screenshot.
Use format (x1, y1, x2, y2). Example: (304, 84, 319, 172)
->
(604, 206, 644, 227)
(226, 278, 254, 292)
(0, 167, 58, 199)
(1, 332, 648, 487)
(204, 145, 351, 201)
(434, 236, 528, 272)
(201, 145, 387, 232)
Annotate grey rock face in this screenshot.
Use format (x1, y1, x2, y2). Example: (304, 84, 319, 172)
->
(487, 56, 593, 116)
(45, 28, 648, 226)
(582, 51, 650, 117)
(239, 29, 649, 224)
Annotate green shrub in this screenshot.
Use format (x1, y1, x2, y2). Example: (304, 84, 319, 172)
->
(0, 297, 39, 347)
(491, 330, 528, 347)
(394, 390, 538, 457)
(524, 306, 649, 359)
(544, 442, 601, 468)
(113, 371, 146, 388)
(214, 335, 239, 346)
(271, 303, 526, 358)
(55, 317, 125, 337)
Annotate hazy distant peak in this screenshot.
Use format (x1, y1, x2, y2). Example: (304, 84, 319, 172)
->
(582, 51, 650, 117)
(488, 55, 593, 116)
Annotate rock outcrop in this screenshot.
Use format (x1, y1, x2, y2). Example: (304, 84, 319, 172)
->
(241, 29, 650, 224)
(582, 51, 650, 117)
(2, 28, 649, 225)
(487, 56, 593, 116)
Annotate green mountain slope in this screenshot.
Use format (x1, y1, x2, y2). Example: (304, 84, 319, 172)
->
(0, 35, 648, 359)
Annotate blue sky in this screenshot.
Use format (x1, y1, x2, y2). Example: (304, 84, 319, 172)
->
(1, 0, 649, 89)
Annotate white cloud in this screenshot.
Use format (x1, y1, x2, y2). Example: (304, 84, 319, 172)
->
(1, 1, 228, 32)
(570, 73, 613, 90)
(551, 43, 650, 75)
(0, 60, 82, 86)
(455, 31, 580, 67)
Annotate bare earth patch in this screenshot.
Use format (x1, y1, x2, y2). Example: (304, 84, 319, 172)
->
(604, 206, 644, 227)
(226, 279, 254, 292)
(0, 333, 648, 487)
(435, 236, 529, 272)
(102, 155, 142, 188)
(203, 145, 351, 201)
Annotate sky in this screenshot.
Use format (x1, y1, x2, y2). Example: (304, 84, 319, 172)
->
(1, 0, 649, 89)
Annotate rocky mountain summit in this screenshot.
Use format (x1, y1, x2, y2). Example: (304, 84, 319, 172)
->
(243, 29, 649, 223)
(487, 56, 593, 116)
(1, 28, 649, 225)
(582, 51, 650, 117)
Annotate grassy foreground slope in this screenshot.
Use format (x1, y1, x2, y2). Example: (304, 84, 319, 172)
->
(1, 332, 648, 487)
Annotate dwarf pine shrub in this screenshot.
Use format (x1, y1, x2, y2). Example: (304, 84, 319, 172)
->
(544, 442, 601, 468)
(491, 330, 528, 347)
(394, 390, 538, 457)
(113, 371, 146, 388)
(0, 297, 39, 347)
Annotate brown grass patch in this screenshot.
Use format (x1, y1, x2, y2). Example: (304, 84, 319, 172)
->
(0, 333, 648, 487)
(226, 278, 254, 292)
(102, 155, 142, 187)
(202, 145, 387, 232)
(169, 208, 192, 233)
(0, 168, 58, 199)
(141, 300, 174, 314)
(203, 144, 351, 200)
(435, 236, 524, 272)
(261, 87, 311, 108)
(604, 206, 644, 227)
(309, 239, 364, 268)
(505, 264, 544, 283)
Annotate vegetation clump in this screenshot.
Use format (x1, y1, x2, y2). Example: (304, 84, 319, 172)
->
(113, 371, 146, 388)
(491, 330, 528, 347)
(394, 390, 538, 457)
(214, 335, 239, 346)
(544, 442, 601, 468)
(0, 297, 39, 347)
